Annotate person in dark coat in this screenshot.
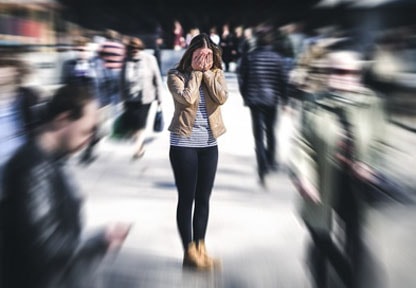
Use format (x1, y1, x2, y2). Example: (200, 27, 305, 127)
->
(2, 83, 131, 288)
(237, 23, 288, 186)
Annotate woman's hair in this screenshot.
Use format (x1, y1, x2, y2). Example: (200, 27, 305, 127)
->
(176, 33, 223, 72)
(126, 37, 145, 57)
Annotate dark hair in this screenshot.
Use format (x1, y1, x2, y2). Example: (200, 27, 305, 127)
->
(176, 33, 222, 73)
(45, 83, 95, 122)
(255, 23, 275, 46)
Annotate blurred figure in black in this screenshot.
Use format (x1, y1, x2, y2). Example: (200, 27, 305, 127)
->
(0, 54, 44, 286)
(237, 23, 288, 186)
(2, 83, 131, 288)
(220, 23, 237, 72)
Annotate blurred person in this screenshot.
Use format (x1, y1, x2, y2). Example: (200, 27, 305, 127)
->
(167, 33, 228, 270)
(99, 29, 126, 107)
(61, 36, 110, 164)
(172, 20, 186, 50)
(0, 57, 44, 286)
(237, 23, 287, 186)
(239, 26, 256, 58)
(289, 44, 386, 288)
(220, 23, 237, 72)
(154, 23, 165, 73)
(0, 56, 44, 193)
(120, 37, 164, 159)
(233, 25, 244, 64)
(185, 26, 201, 47)
(1, 83, 131, 288)
(209, 26, 220, 45)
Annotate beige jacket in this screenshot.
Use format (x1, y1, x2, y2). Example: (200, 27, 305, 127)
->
(167, 68, 228, 138)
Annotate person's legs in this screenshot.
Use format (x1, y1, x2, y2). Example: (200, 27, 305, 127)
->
(169, 146, 198, 250)
(128, 103, 151, 158)
(132, 128, 146, 158)
(250, 106, 268, 184)
(264, 106, 278, 170)
(193, 146, 218, 241)
(193, 146, 219, 267)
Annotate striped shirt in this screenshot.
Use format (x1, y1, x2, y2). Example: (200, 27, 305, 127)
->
(99, 40, 125, 70)
(170, 87, 217, 148)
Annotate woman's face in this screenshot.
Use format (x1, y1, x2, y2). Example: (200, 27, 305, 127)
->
(192, 47, 212, 61)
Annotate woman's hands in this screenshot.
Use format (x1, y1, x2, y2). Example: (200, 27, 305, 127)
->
(191, 48, 213, 72)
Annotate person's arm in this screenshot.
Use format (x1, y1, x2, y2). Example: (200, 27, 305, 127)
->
(167, 69, 202, 106)
(201, 69, 228, 105)
(236, 54, 248, 104)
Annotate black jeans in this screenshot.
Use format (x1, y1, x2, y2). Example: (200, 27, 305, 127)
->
(249, 105, 278, 177)
(169, 145, 218, 250)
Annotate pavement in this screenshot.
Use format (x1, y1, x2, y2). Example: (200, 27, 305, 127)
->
(69, 72, 313, 288)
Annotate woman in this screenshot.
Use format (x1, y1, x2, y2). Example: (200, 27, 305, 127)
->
(120, 37, 163, 159)
(167, 33, 228, 270)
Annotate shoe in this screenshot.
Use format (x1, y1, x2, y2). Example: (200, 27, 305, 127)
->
(196, 240, 221, 269)
(183, 242, 212, 270)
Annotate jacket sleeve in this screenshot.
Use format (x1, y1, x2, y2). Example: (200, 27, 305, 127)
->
(202, 69, 228, 105)
(167, 69, 202, 106)
(17, 165, 108, 270)
(236, 54, 248, 103)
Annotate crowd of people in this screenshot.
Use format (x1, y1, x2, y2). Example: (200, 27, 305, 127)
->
(0, 15, 414, 288)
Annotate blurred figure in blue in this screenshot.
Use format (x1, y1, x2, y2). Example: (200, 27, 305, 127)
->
(99, 29, 126, 107)
(237, 23, 288, 186)
(61, 36, 112, 165)
(2, 83, 131, 288)
(0, 55, 43, 191)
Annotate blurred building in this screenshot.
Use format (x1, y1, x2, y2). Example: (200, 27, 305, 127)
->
(0, 0, 61, 47)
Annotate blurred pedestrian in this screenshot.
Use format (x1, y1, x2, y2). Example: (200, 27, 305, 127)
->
(220, 23, 236, 72)
(61, 36, 109, 164)
(172, 20, 186, 50)
(99, 29, 126, 107)
(167, 33, 228, 270)
(209, 26, 220, 45)
(120, 37, 164, 159)
(0, 55, 45, 287)
(2, 83, 131, 288)
(237, 23, 288, 186)
(185, 26, 200, 48)
(0, 55, 43, 194)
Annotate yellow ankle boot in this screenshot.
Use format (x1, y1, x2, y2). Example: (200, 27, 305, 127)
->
(183, 241, 211, 270)
(196, 240, 221, 268)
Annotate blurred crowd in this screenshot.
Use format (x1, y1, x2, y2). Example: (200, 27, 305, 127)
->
(0, 7, 416, 288)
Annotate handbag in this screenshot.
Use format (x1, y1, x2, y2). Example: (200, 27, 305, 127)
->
(153, 104, 164, 132)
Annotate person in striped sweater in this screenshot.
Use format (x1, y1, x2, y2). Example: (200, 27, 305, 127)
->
(167, 33, 228, 270)
(99, 29, 126, 108)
